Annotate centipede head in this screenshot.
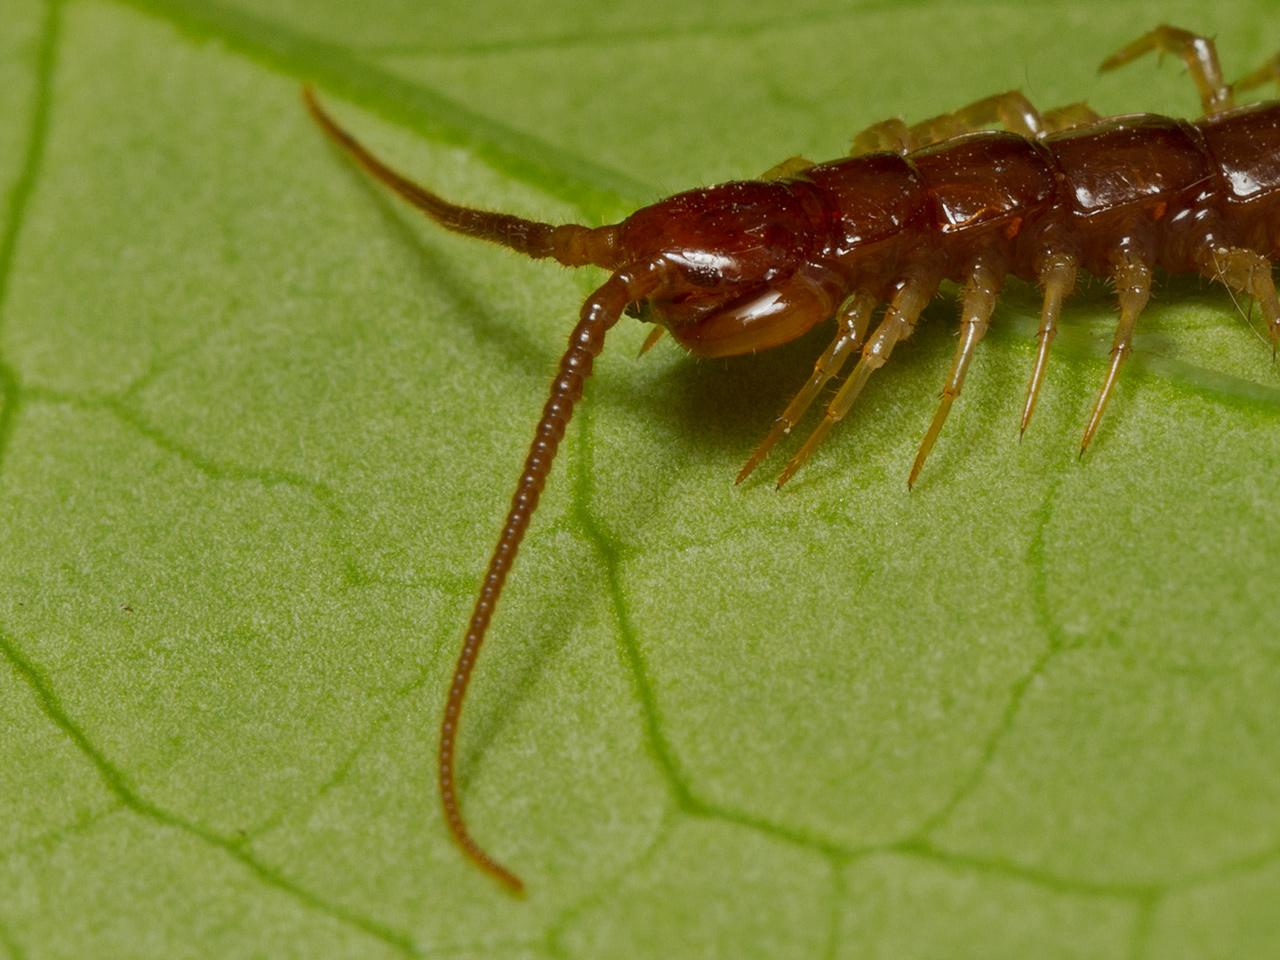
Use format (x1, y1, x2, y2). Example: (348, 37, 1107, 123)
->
(617, 181, 845, 357)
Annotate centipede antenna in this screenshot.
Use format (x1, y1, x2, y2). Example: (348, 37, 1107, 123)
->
(303, 84, 661, 894)
(435, 269, 653, 894)
(303, 87, 618, 268)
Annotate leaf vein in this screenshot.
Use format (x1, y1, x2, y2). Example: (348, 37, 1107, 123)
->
(0, 0, 62, 486)
(359, 6, 883, 59)
(105, 0, 655, 219)
(908, 478, 1066, 839)
(0, 623, 421, 956)
(243, 659, 435, 842)
(1126, 894, 1160, 960)
(543, 804, 677, 959)
(0, 0, 59, 336)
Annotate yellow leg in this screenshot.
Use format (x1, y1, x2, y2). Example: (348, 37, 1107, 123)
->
(1041, 102, 1102, 133)
(851, 90, 1103, 159)
(777, 272, 938, 487)
(1080, 251, 1153, 455)
(1201, 246, 1280, 356)
(1099, 24, 1233, 116)
(907, 257, 1004, 489)
(850, 119, 912, 156)
(736, 291, 877, 484)
(636, 325, 666, 357)
(852, 92, 1047, 156)
(1235, 53, 1280, 96)
(760, 155, 816, 180)
(1020, 252, 1079, 434)
(909, 90, 1045, 145)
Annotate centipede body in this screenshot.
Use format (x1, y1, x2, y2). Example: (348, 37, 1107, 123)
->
(303, 23, 1280, 894)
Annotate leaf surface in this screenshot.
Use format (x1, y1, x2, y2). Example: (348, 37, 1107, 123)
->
(2, 1, 1279, 958)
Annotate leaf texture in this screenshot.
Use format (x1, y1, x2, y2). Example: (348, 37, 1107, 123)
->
(1, 1, 1279, 958)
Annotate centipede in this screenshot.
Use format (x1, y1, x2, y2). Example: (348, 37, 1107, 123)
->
(304, 24, 1280, 893)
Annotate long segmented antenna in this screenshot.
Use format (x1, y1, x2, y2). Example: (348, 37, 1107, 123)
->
(303, 87, 618, 269)
(438, 272, 641, 893)
(304, 86, 652, 893)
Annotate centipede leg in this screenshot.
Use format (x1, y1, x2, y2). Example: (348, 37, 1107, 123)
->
(908, 90, 1045, 146)
(907, 258, 1004, 489)
(777, 272, 938, 487)
(1080, 251, 1153, 455)
(1100, 25, 1233, 116)
(1201, 246, 1280, 357)
(1040, 102, 1101, 133)
(1020, 252, 1078, 434)
(852, 92, 1049, 156)
(850, 118, 912, 156)
(736, 291, 877, 484)
(636, 325, 666, 357)
(761, 155, 816, 180)
(1235, 54, 1280, 96)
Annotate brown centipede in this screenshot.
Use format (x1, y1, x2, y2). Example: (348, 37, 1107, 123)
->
(303, 24, 1280, 894)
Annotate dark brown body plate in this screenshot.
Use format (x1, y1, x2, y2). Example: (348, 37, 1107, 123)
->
(791, 102, 1280, 285)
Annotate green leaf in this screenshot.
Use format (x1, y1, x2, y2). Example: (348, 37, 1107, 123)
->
(3, 0, 1279, 957)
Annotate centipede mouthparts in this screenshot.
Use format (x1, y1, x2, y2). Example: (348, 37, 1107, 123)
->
(304, 24, 1280, 893)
